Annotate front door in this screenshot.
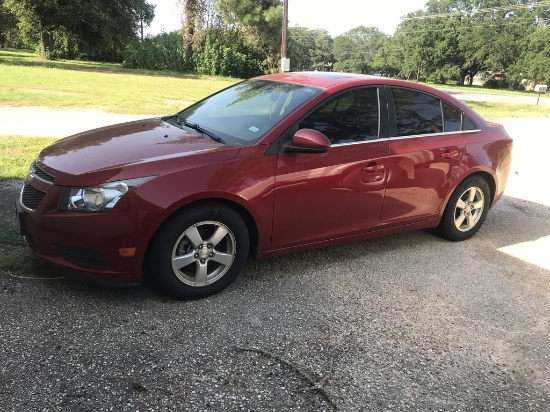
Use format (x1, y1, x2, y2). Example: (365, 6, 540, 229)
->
(271, 86, 390, 250)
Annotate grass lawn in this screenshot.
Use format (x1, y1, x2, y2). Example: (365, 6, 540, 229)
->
(464, 100, 550, 120)
(0, 49, 238, 115)
(0, 134, 59, 274)
(0, 135, 59, 180)
(2, 48, 550, 119)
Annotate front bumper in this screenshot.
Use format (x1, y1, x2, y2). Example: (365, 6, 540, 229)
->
(16, 177, 158, 284)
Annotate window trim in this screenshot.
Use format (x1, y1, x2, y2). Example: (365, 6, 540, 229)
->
(384, 129, 482, 142)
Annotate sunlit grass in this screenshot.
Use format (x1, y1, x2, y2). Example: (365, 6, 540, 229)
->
(465, 100, 550, 121)
(0, 218, 47, 274)
(0, 135, 59, 180)
(0, 49, 239, 115)
(429, 81, 550, 98)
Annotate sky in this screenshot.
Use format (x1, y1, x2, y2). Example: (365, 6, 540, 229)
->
(145, 0, 429, 37)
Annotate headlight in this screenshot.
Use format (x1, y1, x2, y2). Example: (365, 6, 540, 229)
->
(58, 177, 154, 212)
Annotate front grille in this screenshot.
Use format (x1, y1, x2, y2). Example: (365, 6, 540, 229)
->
(31, 162, 55, 183)
(21, 184, 46, 211)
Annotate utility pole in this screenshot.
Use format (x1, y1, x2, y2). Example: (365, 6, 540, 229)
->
(280, 0, 290, 72)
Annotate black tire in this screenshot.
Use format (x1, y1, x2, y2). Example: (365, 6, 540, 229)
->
(438, 175, 491, 241)
(149, 202, 249, 299)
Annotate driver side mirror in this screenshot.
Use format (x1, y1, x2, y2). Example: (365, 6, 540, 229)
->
(284, 129, 331, 154)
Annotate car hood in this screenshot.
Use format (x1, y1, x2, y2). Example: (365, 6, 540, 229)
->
(38, 118, 241, 186)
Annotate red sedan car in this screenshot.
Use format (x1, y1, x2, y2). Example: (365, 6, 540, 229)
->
(16, 72, 513, 299)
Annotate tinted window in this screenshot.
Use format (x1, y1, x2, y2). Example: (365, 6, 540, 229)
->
(442, 101, 462, 132)
(392, 88, 443, 136)
(174, 80, 321, 146)
(299, 87, 379, 145)
(462, 115, 477, 131)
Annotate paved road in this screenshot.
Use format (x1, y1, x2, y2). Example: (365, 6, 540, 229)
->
(1, 108, 549, 410)
(0, 106, 153, 138)
(442, 88, 550, 105)
(1, 182, 549, 411)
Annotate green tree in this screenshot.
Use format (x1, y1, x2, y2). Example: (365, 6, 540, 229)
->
(288, 26, 315, 70)
(216, 0, 282, 72)
(310, 29, 334, 71)
(288, 27, 333, 71)
(333, 26, 387, 74)
(388, 0, 538, 85)
(509, 26, 550, 85)
(378, 12, 439, 81)
(0, 0, 18, 47)
(3, 0, 154, 59)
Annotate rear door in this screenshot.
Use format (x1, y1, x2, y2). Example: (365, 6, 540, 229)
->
(380, 87, 467, 226)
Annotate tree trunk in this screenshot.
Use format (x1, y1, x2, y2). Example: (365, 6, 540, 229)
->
(40, 31, 48, 59)
(183, 0, 197, 52)
(39, 31, 54, 59)
(416, 68, 421, 83)
(458, 68, 467, 86)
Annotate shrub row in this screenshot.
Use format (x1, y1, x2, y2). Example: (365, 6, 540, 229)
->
(123, 32, 265, 79)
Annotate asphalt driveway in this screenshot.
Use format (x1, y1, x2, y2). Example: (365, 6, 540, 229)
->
(1, 112, 549, 410)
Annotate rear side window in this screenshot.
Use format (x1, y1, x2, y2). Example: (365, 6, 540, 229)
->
(392, 88, 478, 136)
(392, 88, 443, 136)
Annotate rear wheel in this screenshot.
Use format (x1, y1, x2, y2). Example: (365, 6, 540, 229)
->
(438, 175, 490, 241)
(149, 203, 249, 299)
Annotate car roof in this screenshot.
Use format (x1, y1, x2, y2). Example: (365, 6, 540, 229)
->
(255, 71, 377, 89)
(255, 71, 453, 96)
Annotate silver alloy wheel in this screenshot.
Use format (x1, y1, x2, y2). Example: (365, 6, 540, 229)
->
(170, 220, 236, 287)
(453, 186, 485, 232)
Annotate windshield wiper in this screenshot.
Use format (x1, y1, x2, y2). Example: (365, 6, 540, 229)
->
(180, 119, 225, 144)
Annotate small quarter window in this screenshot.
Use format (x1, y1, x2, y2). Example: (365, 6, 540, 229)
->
(462, 115, 477, 131)
(442, 101, 462, 133)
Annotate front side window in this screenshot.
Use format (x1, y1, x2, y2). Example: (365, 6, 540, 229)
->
(299, 87, 379, 145)
(171, 80, 321, 146)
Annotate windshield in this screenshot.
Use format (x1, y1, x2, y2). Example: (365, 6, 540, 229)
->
(171, 80, 322, 146)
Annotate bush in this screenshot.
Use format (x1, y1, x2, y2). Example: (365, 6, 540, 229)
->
(123, 31, 193, 72)
(483, 78, 509, 89)
(194, 36, 264, 78)
(123, 31, 265, 78)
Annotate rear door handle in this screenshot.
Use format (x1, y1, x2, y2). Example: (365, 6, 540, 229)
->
(361, 162, 385, 173)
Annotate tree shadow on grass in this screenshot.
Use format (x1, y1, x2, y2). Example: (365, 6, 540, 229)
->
(0, 53, 216, 81)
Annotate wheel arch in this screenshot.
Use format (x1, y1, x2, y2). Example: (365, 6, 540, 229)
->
(438, 170, 496, 221)
(468, 170, 496, 206)
(145, 198, 260, 264)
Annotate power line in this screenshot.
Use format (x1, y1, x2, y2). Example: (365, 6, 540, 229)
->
(403, 1, 550, 21)
(397, 18, 550, 35)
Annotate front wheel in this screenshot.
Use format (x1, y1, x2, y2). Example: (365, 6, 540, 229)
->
(149, 203, 249, 299)
(438, 175, 491, 241)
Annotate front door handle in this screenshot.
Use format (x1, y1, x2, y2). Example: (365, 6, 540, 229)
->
(441, 150, 459, 160)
